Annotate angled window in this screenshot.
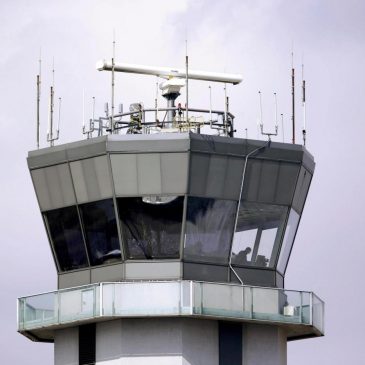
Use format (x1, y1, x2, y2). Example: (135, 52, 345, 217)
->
(44, 206, 88, 271)
(184, 197, 237, 264)
(231, 202, 287, 268)
(277, 209, 300, 274)
(118, 196, 184, 259)
(79, 199, 121, 266)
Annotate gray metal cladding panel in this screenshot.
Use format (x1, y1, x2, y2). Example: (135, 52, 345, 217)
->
(230, 267, 276, 287)
(27, 136, 108, 169)
(107, 133, 190, 152)
(205, 155, 229, 197)
(276, 272, 284, 289)
(28, 147, 68, 169)
(66, 137, 107, 161)
(189, 153, 243, 200)
(275, 163, 301, 204)
(90, 264, 124, 283)
(58, 270, 90, 289)
(189, 153, 209, 196)
(111, 153, 188, 196)
(224, 157, 245, 200)
(161, 153, 189, 193)
(111, 154, 138, 195)
(302, 148, 315, 173)
(70, 155, 113, 204)
(31, 163, 76, 211)
(125, 262, 182, 280)
(189, 134, 314, 165)
(242, 159, 300, 205)
(183, 262, 228, 282)
(292, 167, 312, 213)
(137, 154, 162, 194)
(190, 133, 248, 155)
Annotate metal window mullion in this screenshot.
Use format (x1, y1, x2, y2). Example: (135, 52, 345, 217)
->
(75, 204, 91, 267)
(66, 162, 91, 267)
(179, 194, 188, 261)
(107, 153, 125, 261)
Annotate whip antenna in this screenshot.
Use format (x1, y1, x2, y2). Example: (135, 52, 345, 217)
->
(302, 61, 307, 146)
(111, 29, 116, 134)
(291, 50, 296, 144)
(185, 39, 189, 125)
(36, 49, 41, 149)
(47, 58, 60, 146)
(155, 78, 159, 123)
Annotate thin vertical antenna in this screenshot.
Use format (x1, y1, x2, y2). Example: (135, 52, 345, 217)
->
(209, 86, 212, 122)
(82, 89, 85, 129)
(281, 113, 285, 142)
(258, 91, 263, 128)
(92, 97, 95, 132)
(224, 83, 228, 135)
(302, 61, 307, 146)
(48, 59, 55, 146)
(274, 92, 278, 134)
(185, 38, 189, 123)
(291, 49, 296, 144)
(52, 57, 55, 88)
(36, 49, 41, 149)
(111, 29, 116, 134)
(48, 86, 54, 146)
(245, 128, 248, 139)
(57, 97, 61, 133)
(155, 79, 159, 123)
(257, 91, 262, 140)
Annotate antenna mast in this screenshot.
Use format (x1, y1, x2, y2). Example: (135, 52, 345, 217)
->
(111, 30, 116, 134)
(36, 49, 41, 149)
(291, 50, 295, 144)
(302, 62, 306, 146)
(185, 39, 189, 125)
(155, 79, 159, 123)
(47, 61, 55, 146)
(47, 59, 60, 146)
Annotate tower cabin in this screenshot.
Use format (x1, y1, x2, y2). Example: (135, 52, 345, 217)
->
(17, 60, 324, 365)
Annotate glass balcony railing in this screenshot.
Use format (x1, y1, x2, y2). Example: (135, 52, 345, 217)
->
(18, 281, 324, 338)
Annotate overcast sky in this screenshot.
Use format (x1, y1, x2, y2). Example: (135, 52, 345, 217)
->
(1, 0, 365, 363)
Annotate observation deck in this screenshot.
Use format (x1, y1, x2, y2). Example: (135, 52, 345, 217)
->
(28, 132, 314, 289)
(18, 280, 324, 343)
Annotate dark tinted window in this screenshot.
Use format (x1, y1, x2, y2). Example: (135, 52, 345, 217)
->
(44, 206, 88, 271)
(79, 323, 96, 365)
(219, 321, 242, 365)
(80, 199, 121, 266)
(184, 197, 237, 264)
(118, 196, 184, 259)
(231, 202, 287, 268)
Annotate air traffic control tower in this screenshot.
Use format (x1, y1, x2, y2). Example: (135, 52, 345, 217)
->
(17, 61, 324, 365)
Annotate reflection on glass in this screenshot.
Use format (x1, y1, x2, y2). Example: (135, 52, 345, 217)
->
(231, 202, 287, 268)
(80, 199, 121, 266)
(277, 209, 300, 274)
(44, 206, 88, 271)
(184, 197, 237, 264)
(118, 196, 184, 259)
